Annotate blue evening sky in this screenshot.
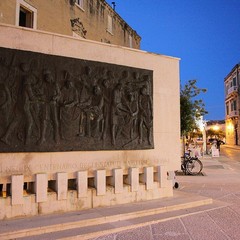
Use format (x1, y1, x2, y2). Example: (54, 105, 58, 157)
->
(106, 0, 240, 120)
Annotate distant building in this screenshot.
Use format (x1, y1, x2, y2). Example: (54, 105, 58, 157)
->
(224, 63, 240, 145)
(0, 0, 141, 49)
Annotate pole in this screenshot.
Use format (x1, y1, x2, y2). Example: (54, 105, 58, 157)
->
(203, 125, 207, 155)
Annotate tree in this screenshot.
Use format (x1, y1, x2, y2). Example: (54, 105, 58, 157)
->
(206, 129, 225, 139)
(180, 80, 207, 153)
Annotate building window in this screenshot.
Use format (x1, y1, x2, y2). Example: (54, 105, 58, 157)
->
(233, 77, 237, 86)
(226, 104, 229, 115)
(19, 6, 33, 28)
(107, 15, 113, 34)
(233, 100, 237, 111)
(76, 0, 84, 10)
(16, 0, 37, 29)
(129, 35, 133, 48)
(231, 100, 237, 111)
(225, 83, 229, 96)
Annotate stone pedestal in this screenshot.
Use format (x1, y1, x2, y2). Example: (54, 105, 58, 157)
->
(35, 173, 48, 203)
(113, 168, 123, 194)
(155, 166, 168, 188)
(77, 171, 88, 198)
(140, 167, 154, 190)
(124, 168, 139, 192)
(11, 175, 23, 205)
(57, 173, 68, 200)
(95, 170, 106, 196)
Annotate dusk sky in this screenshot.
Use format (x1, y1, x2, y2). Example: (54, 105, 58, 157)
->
(106, 0, 240, 120)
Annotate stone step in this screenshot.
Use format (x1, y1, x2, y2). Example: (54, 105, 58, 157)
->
(0, 191, 216, 240)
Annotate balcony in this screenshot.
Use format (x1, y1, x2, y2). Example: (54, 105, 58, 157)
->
(227, 86, 238, 96)
(228, 110, 238, 118)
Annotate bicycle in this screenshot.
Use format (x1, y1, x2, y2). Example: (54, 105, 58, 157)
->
(181, 151, 203, 175)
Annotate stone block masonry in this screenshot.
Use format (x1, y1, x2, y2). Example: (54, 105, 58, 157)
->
(0, 166, 173, 219)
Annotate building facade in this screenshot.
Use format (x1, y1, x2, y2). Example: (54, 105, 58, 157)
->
(0, 0, 141, 49)
(224, 64, 240, 145)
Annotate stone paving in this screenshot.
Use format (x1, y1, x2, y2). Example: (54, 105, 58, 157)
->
(91, 147, 240, 240)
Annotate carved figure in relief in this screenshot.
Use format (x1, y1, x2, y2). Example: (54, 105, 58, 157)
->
(22, 63, 40, 145)
(101, 70, 113, 141)
(38, 69, 61, 145)
(125, 91, 139, 140)
(87, 85, 104, 138)
(60, 76, 79, 140)
(0, 56, 16, 134)
(1, 62, 37, 145)
(111, 83, 129, 145)
(119, 70, 129, 86)
(0, 83, 11, 130)
(0, 47, 154, 151)
(77, 66, 92, 136)
(138, 84, 153, 145)
(133, 71, 141, 82)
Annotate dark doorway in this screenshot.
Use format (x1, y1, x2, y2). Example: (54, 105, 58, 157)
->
(235, 124, 238, 145)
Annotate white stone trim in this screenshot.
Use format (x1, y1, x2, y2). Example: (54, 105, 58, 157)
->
(15, 0, 37, 29)
(75, 0, 84, 11)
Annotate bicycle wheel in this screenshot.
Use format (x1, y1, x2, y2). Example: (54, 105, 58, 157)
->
(186, 159, 203, 175)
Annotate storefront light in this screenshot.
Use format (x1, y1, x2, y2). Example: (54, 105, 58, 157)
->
(227, 123, 234, 132)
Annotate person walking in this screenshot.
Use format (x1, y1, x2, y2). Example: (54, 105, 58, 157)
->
(216, 139, 221, 152)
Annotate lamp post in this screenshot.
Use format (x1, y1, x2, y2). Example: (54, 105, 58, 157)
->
(199, 119, 207, 155)
(202, 121, 207, 155)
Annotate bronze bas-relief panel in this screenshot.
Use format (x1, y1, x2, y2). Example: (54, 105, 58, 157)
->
(0, 47, 153, 152)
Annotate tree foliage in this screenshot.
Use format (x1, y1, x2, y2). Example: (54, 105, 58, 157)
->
(180, 80, 207, 137)
(206, 129, 225, 139)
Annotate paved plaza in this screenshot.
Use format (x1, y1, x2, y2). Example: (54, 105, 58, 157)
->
(91, 145, 240, 240)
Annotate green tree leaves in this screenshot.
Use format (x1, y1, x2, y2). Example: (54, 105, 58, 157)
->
(180, 80, 207, 136)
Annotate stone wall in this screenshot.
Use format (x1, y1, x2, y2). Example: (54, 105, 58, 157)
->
(0, 0, 140, 49)
(0, 24, 180, 219)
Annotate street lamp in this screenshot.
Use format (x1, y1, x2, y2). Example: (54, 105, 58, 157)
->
(202, 122, 207, 155)
(199, 120, 207, 155)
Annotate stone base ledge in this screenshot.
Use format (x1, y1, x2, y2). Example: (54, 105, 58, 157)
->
(0, 184, 173, 220)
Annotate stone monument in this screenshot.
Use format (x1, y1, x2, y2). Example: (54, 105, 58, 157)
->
(0, 24, 180, 219)
(0, 47, 153, 152)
